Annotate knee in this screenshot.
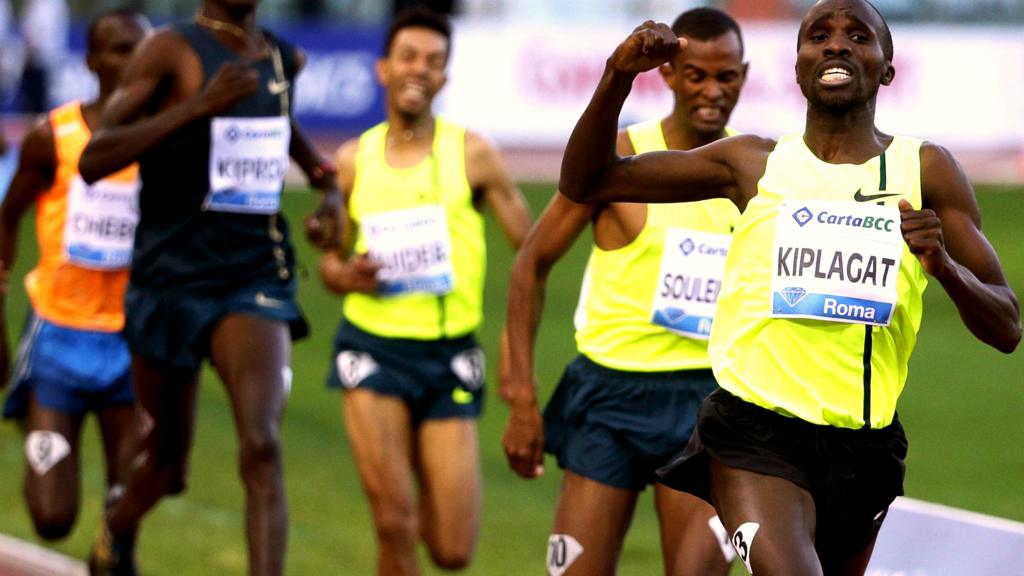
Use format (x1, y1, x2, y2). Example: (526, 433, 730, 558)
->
(161, 463, 189, 496)
(238, 427, 283, 484)
(30, 508, 75, 541)
(427, 544, 473, 571)
(371, 500, 417, 546)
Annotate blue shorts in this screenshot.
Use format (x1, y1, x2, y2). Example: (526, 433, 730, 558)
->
(124, 276, 306, 372)
(326, 321, 485, 424)
(3, 313, 133, 419)
(543, 355, 718, 491)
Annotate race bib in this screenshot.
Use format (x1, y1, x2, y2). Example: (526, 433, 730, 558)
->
(651, 228, 730, 339)
(63, 175, 139, 270)
(362, 205, 454, 296)
(771, 200, 903, 326)
(205, 116, 290, 214)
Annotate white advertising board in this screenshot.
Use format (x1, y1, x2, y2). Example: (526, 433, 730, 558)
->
(443, 22, 1024, 150)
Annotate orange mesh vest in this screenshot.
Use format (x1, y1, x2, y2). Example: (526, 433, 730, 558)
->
(25, 102, 139, 332)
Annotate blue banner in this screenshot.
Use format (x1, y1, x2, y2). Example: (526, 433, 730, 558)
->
(7, 21, 387, 136)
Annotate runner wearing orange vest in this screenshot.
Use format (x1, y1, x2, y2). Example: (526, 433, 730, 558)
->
(0, 9, 149, 543)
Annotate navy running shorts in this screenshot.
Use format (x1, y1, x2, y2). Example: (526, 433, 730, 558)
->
(543, 354, 718, 491)
(3, 312, 133, 419)
(658, 388, 907, 553)
(326, 320, 485, 424)
(123, 276, 306, 372)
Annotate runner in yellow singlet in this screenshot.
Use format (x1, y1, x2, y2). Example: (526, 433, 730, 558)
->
(0, 8, 149, 544)
(500, 8, 745, 576)
(559, 1, 1020, 574)
(317, 8, 532, 575)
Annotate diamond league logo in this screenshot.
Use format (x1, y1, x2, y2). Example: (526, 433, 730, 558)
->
(679, 238, 696, 256)
(779, 286, 809, 306)
(225, 125, 240, 143)
(792, 207, 814, 227)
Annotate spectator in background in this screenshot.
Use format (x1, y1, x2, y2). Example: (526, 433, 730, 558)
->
(18, 0, 69, 113)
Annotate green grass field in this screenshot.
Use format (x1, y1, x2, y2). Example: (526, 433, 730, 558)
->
(1, 184, 1022, 575)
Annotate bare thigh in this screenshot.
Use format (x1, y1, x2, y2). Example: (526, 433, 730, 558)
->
(547, 470, 640, 576)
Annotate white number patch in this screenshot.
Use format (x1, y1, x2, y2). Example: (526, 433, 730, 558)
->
(451, 348, 485, 390)
(732, 522, 761, 574)
(336, 351, 379, 389)
(546, 534, 583, 576)
(708, 515, 738, 563)
(26, 431, 71, 476)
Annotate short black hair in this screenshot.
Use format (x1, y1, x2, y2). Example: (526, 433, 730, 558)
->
(864, 0, 894, 61)
(798, 0, 894, 61)
(383, 6, 452, 59)
(671, 7, 745, 59)
(86, 7, 144, 54)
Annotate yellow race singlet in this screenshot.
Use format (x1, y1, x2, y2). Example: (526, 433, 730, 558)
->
(343, 117, 485, 340)
(709, 134, 928, 429)
(573, 120, 740, 371)
(25, 102, 139, 332)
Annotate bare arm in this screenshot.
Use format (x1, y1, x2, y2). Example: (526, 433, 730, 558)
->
(0, 119, 56, 382)
(501, 193, 595, 478)
(80, 29, 260, 183)
(559, 21, 742, 205)
(318, 139, 382, 295)
(903, 143, 1020, 352)
(465, 130, 532, 249)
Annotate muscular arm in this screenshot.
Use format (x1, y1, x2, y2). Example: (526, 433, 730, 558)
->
(501, 193, 595, 478)
(286, 49, 336, 193)
(80, 29, 259, 183)
(559, 22, 744, 205)
(0, 119, 56, 380)
(465, 131, 532, 249)
(905, 143, 1021, 352)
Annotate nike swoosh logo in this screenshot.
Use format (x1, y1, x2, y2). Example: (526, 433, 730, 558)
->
(853, 189, 900, 203)
(255, 292, 286, 309)
(267, 79, 290, 95)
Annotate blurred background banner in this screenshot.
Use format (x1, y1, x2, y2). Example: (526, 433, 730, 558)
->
(1, 1, 1023, 182)
(0, 22, 390, 136)
(13, 20, 1023, 165)
(443, 22, 1024, 149)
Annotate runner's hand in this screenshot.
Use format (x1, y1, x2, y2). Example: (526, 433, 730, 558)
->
(502, 395, 545, 479)
(319, 252, 380, 294)
(304, 192, 343, 251)
(608, 21, 687, 76)
(194, 61, 260, 118)
(899, 199, 949, 277)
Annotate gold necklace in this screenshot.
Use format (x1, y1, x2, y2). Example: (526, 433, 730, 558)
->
(196, 12, 249, 41)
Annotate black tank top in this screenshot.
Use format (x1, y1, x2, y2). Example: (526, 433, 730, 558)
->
(131, 22, 299, 293)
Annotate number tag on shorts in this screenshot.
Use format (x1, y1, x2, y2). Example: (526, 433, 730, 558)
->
(650, 228, 730, 339)
(63, 175, 139, 269)
(771, 200, 903, 326)
(205, 116, 291, 214)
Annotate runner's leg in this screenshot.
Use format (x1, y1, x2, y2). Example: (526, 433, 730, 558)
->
(416, 417, 480, 569)
(547, 470, 640, 576)
(343, 389, 419, 576)
(210, 313, 291, 576)
(23, 395, 85, 540)
(654, 483, 732, 576)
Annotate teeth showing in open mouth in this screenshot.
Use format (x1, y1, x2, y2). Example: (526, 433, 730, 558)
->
(820, 67, 852, 82)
